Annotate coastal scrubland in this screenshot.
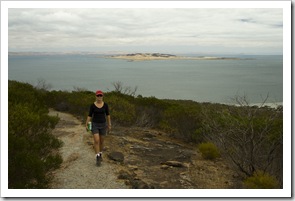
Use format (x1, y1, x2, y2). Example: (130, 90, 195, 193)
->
(8, 80, 283, 189)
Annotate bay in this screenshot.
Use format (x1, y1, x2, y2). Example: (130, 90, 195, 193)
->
(8, 54, 283, 104)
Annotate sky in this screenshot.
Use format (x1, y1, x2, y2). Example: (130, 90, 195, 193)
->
(8, 7, 283, 55)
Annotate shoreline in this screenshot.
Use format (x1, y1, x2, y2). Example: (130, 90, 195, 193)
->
(229, 102, 283, 109)
(106, 53, 242, 61)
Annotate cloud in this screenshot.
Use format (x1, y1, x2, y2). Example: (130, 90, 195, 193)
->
(8, 8, 283, 54)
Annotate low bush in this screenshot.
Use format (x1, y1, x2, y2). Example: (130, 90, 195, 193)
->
(105, 93, 136, 126)
(243, 171, 279, 189)
(160, 103, 202, 142)
(198, 142, 220, 160)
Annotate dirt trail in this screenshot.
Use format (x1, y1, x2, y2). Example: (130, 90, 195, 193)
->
(48, 109, 128, 189)
(48, 109, 242, 189)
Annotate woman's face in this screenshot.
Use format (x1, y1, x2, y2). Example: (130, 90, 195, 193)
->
(96, 94, 103, 100)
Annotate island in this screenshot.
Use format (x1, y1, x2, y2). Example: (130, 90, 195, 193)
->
(106, 53, 241, 61)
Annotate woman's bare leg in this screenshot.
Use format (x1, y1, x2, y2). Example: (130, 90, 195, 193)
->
(93, 133, 100, 154)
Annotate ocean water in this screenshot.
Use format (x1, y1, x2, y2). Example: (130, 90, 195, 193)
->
(8, 54, 283, 104)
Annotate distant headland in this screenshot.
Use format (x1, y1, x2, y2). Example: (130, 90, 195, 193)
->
(8, 52, 245, 61)
(106, 53, 242, 61)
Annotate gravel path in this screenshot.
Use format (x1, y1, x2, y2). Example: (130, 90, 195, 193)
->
(48, 109, 128, 189)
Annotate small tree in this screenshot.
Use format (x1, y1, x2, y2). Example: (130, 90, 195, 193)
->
(111, 81, 138, 96)
(200, 95, 283, 186)
(34, 78, 52, 91)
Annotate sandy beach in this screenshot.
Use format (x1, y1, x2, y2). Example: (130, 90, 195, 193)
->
(106, 53, 241, 61)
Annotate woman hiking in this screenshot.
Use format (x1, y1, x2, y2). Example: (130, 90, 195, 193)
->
(86, 90, 111, 166)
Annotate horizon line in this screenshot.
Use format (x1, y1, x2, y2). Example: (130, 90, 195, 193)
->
(8, 51, 283, 56)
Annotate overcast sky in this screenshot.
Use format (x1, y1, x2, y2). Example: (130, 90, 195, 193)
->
(8, 8, 283, 54)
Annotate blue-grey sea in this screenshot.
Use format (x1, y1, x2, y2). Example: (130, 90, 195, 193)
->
(8, 54, 283, 104)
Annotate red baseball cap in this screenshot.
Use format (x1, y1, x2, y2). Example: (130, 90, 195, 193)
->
(95, 90, 104, 96)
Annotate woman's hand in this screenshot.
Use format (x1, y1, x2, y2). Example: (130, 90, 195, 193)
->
(107, 124, 112, 133)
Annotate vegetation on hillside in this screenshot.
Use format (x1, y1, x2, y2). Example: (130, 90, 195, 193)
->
(200, 97, 283, 180)
(8, 81, 63, 188)
(8, 80, 283, 188)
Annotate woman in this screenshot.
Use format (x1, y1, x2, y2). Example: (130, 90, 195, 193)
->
(86, 90, 111, 166)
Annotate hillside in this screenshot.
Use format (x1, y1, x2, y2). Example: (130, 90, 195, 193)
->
(8, 80, 283, 189)
(48, 109, 242, 189)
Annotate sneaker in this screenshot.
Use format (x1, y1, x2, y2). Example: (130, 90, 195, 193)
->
(96, 155, 102, 166)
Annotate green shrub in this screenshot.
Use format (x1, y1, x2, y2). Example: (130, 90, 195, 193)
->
(8, 80, 63, 188)
(160, 103, 202, 142)
(134, 96, 170, 127)
(198, 142, 220, 160)
(243, 171, 280, 189)
(105, 94, 136, 126)
(192, 128, 205, 143)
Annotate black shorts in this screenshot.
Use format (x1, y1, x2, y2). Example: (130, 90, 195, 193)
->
(91, 122, 107, 135)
